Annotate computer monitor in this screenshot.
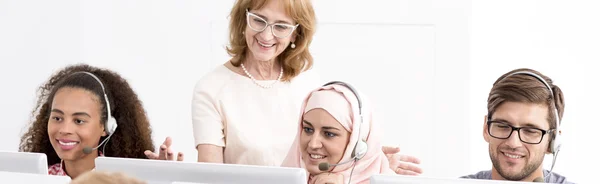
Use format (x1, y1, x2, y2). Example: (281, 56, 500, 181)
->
(0, 151, 48, 174)
(0, 171, 70, 184)
(95, 157, 307, 184)
(370, 174, 537, 184)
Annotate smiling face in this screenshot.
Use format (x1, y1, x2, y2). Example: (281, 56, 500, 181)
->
(244, 0, 296, 62)
(484, 101, 552, 181)
(47, 87, 106, 161)
(299, 108, 350, 174)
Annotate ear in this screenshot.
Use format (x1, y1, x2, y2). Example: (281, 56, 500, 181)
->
(483, 115, 490, 143)
(101, 123, 108, 137)
(291, 33, 297, 43)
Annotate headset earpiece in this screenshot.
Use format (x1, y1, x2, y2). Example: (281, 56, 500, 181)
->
(550, 129, 562, 153)
(352, 140, 368, 160)
(105, 116, 118, 135)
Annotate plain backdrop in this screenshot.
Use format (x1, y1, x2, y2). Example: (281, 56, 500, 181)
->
(0, 0, 597, 183)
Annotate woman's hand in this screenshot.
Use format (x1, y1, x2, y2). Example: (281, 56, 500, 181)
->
(144, 137, 184, 161)
(382, 146, 422, 175)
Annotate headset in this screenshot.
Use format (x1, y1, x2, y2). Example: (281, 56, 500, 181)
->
(72, 72, 118, 154)
(492, 71, 562, 174)
(316, 81, 369, 184)
(324, 81, 368, 161)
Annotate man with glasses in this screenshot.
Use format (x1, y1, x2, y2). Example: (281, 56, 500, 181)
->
(461, 68, 574, 183)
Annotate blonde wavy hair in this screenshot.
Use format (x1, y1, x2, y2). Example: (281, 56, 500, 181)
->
(226, 0, 316, 82)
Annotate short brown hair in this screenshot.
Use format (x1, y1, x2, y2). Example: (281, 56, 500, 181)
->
(487, 68, 565, 130)
(226, 0, 316, 82)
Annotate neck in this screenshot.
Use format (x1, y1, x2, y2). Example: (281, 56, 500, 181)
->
(64, 151, 98, 179)
(491, 166, 544, 182)
(243, 57, 280, 80)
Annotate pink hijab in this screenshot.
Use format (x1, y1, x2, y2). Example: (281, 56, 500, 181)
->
(281, 84, 394, 184)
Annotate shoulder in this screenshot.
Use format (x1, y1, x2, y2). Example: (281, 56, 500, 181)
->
(288, 67, 322, 94)
(194, 64, 235, 87)
(545, 170, 575, 184)
(460, 170, 491, 179)
(193, 64, 238, 97)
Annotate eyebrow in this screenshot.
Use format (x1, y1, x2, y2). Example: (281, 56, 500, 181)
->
(72, 112, 92, 118)
(302, 120, 313, 126)
(51, 109, 91, 118)
(51, 109, 64, 114)
(491, 118, 545, 129)
(302, 120, 342, 131)
(252, 12, 294, 25)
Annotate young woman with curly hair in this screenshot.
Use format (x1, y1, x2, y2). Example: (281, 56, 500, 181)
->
(19, 64, 156, 179)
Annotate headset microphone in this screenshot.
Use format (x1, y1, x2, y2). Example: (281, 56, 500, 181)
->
(82, 134, 112, 154)
(318, 158, 356, 171)
(82, 147, 95, 154)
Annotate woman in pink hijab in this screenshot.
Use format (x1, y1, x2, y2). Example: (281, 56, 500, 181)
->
(282, 82, 394, 184)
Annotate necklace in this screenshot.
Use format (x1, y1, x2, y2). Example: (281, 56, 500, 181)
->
(241, 63, 283, 89)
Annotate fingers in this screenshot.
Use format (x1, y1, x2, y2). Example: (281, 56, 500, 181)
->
(177, 152, 184, 161)
(162, 136, 173, 147)
(144, 150, 158, 159)
(147, 137, 184, 161)
(395, 167, 421, 176)
(396, 162, 423, 174)
(158, 145, 168, 160)
(166, 149, 175, 160)
(398, 154, 421, 164)
(381, 146, 401, 154)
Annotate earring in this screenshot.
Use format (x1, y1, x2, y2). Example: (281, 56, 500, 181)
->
(242, 31, 245, 35)
(290, 42, 296, 49)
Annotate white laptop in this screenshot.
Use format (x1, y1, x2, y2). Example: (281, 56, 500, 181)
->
(0, 151, 48, 174)
(0, 171, 70, 184)
(95, 157, 307, 184)
(370, 174, 537, 184)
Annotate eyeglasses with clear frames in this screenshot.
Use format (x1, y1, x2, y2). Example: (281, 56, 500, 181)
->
(487, 121, 554, 144)
(246, 9, 299, 39)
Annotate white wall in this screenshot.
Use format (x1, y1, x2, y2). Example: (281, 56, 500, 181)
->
(0, 0, 594, 183)
(469, 1, 600, 183)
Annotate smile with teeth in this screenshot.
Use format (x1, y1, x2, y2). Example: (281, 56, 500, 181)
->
(503, 152, 523, 159)
(310, 154, 326, 159)
(257, 40, 275, 48)
(58, 140, 79, 146)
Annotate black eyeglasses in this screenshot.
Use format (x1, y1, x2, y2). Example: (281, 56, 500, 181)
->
(487, 121, 553, 144)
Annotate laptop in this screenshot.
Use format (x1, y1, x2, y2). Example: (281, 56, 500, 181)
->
(0, 151, 48, 174)
(0, 171, 70, 183)
(95, 157, 307, 184)
(370, 174, 537, 184)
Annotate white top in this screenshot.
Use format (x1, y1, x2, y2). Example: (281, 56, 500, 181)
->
(191, 64, 321, 166)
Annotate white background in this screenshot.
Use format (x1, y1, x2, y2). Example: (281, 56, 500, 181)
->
(0, 0, 597, 183)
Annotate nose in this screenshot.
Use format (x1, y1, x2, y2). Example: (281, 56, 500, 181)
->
(308, 134, 323, 149)
(504, 130, 523, 148)
(259, 25, 275, 40)
(58, 120, 75, 135)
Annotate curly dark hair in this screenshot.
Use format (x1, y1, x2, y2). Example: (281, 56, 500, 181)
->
(19, 63, 155, 166)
